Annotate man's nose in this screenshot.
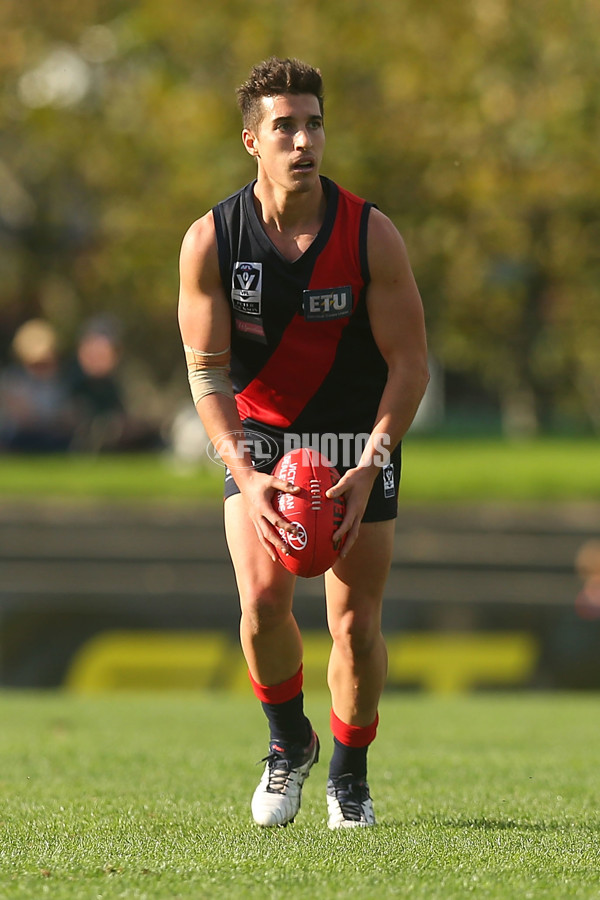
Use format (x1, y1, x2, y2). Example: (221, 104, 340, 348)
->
(294, 128, 312, 149)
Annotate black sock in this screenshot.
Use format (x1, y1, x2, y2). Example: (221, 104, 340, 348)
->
(261, 691, 312, 747)
(328, 737, 368, 781)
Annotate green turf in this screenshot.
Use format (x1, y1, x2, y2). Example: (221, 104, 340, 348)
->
(0, 437, 598, 502)
(0, 453, 225, 504)
(402, 438, 600, 502)
(0, 692, 599, 899)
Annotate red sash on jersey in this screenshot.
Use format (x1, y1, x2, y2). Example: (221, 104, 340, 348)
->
(235, 188, 367, 429)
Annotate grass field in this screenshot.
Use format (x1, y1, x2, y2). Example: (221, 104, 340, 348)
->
(0, 437, 598, 503)
(1, 691, 599, 899)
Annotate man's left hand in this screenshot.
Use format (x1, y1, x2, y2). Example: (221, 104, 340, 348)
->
(325, 466, 377, 558)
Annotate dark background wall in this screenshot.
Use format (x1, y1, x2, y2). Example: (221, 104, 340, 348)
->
(2, 501, 598, 690)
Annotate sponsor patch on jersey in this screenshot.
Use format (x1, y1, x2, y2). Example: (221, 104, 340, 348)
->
(382, 463, 395, 499)
(232, 262, 262, 315)
(233, 313, 267, 343)
(302, 285, 353, 321)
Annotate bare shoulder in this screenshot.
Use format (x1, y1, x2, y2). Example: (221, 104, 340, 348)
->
(179, 211, 219, 277)
(178, 209, 230, 348)
(364, 205, 425, 357)
(366, 207, 411, 279)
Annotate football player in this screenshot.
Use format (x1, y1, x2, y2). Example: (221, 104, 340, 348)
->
(178, 57, 429, 828)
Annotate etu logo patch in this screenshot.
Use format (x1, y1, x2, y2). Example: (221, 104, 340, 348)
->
(302, 285, 352, 320)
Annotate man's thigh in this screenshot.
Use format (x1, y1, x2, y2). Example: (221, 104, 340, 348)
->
(324, 519, 395, 624)
(224, 493, 296, 606)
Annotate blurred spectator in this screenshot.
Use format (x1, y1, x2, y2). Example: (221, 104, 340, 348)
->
(0, 319, 75, 452)
(67, 316, 163, 452)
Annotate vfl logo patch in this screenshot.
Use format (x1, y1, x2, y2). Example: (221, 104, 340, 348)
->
(382, 463, 395, 499)
(232, 262, 262, 315)
(303, 285, 353, 321)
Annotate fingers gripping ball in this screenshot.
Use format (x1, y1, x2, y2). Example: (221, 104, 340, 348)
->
(272, 448, 346, 577)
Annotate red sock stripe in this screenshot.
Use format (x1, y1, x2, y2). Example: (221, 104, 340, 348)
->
(248, 665, 303, 704)
(330, 709, 379, 747)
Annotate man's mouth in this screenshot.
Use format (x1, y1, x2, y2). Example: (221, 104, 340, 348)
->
(292, 158, 315, 172)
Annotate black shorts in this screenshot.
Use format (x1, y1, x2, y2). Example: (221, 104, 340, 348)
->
(222, 429, 402, 523)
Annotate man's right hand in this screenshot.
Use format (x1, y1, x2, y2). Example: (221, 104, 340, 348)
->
(239, 469, 300, 563)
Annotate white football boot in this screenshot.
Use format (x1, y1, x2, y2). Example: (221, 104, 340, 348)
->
(251, 730, 320, 827)
(326, 776, 376, 829)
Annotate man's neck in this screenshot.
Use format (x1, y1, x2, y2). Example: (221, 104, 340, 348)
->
(253, 176, 326, 236)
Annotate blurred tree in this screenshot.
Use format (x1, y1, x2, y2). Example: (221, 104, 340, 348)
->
(1, 0, 598, 433)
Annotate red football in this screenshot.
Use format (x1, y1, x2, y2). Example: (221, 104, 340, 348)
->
(272, 447, 346, 577)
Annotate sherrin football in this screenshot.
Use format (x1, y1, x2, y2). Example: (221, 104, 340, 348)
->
(272, 447, 346, 577)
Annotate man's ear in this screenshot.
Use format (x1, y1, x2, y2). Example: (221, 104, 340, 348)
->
(242, 129, 260, 158)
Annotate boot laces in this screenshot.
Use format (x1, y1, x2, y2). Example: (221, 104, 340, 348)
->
(333, 778, 369, 821)
(260, 751, 294, 794)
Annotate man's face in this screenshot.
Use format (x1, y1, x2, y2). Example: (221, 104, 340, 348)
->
(243, 92, 325, 193)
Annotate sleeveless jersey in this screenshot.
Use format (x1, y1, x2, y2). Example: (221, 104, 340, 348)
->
(212, 176, 388, 436)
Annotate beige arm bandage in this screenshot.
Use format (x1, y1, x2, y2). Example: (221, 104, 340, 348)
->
(183, 344, 234, 406)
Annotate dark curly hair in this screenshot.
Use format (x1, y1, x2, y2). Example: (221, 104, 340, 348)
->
(237, 57, 324, 132)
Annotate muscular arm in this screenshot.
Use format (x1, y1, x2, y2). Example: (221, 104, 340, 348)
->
(177, 212, 298, 560)
(363, 207, 430, 458)
(327, 207, 429, 551)
(178, 213, 239, 436)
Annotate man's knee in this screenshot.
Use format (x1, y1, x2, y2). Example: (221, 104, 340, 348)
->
(329, 608, 383, 659)
(240, 583, 293, 635)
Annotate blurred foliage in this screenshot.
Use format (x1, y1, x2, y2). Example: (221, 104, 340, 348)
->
(1, 0, 599, 433)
